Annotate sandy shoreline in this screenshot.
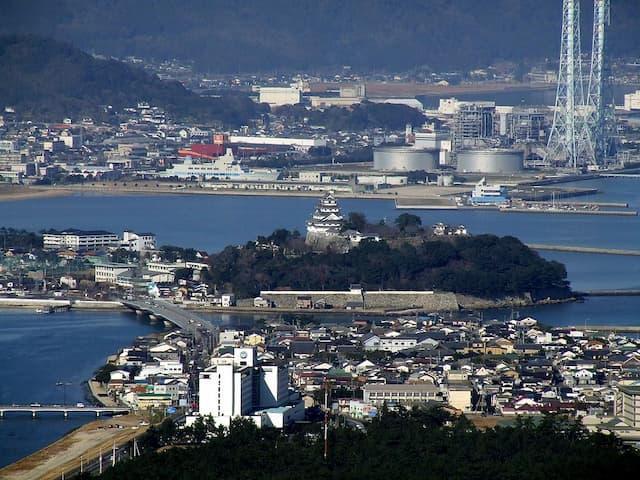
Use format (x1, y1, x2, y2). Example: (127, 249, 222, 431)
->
(0, 414, 148, 480)
(24, 182, 473, 203)
(0, 186, 72, 202)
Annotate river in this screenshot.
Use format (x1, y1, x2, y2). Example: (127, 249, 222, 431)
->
(0, 310, 164, 468)
(0, 177, 638, 467)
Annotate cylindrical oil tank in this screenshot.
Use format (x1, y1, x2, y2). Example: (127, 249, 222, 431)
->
(456, 148, 524, 173)
(373, 146, 439, 172)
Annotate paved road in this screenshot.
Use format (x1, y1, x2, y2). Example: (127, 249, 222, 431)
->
(121, 298, 218, 337)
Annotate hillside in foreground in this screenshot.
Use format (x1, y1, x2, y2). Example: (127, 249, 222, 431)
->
(91, 410, 640, 480)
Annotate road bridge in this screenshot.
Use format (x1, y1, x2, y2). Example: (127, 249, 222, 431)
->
(0, 405, 130, 418)
(120, 298, 218, 339)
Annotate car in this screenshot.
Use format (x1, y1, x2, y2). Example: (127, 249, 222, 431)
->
(76, 402, 85, 408)
(30, 403, 41, 407)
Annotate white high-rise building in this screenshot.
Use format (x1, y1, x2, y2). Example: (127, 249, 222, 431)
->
(196, 347, 303, 428)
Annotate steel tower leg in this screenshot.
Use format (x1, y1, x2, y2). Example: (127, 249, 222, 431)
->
(546, 0, 588, 169)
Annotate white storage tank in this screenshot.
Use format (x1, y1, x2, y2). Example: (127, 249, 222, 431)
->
(373, 146, 439, 172)
(456, 148, 524, 174)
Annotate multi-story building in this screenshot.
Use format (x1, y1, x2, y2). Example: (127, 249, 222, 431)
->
(197, 347, 303, 428)
(43, 229, 120, 250)
(615, 384, 640, 428)
(363, 383, 441, 407)
(94, 263, 135, 284)
(122, 230, 157, 252)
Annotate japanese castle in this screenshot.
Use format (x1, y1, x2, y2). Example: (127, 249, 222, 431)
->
(306, 191, 344, 237)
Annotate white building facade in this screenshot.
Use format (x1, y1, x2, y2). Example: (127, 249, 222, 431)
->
(197, 347, 303, 428)
(122, 230, 157, 252)
(258, 86, 302, 107)
(624, 90, 640, 111)
(43, 229, 120, 250)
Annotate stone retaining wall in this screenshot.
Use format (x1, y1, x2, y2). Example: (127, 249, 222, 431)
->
(260, 291, 459, 311)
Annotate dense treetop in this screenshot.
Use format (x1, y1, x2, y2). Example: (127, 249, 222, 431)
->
(274, 102, 428, 132)
(92, 409, 640, 480)
(2, 1, 640, 73)
(0, 35, 263, 123)
(203, 227, 569, 299)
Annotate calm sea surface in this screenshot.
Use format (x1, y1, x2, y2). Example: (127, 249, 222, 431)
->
(0, 177, 638, 467)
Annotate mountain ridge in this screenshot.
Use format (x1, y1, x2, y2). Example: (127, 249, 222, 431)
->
(1, 0, 639, 73)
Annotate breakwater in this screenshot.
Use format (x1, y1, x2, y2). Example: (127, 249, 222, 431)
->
(527, 244, 640, 257)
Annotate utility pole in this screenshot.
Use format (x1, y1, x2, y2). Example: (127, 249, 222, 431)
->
(133, 437, 140, 458)
(112, 442, 116, 467)
(80, 455, 83, 474)
(323, 378, 330, 461)
(99, 449, 103, 474)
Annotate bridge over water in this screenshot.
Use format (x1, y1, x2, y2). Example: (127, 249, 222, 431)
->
(0, 405, 130, 418)
(120, 298, 217, 338)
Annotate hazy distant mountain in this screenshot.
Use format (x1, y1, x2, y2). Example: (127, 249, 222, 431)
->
(0, 35, 261, 123)
(1, 0, 639, 73)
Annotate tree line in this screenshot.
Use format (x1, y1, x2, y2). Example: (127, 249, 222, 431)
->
(89, 408, 640, 480)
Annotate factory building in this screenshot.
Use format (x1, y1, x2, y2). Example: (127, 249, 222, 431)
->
(309, 83, 366, 108)
(413, 130, 452, 165)
(456, 148, 524, 174)
(228, 135, 326, 151)
(258, 86, 302, 107)
(373, 146, 439, 172)
(495, 107, 548, 143)
(624, 90, 640, 111)
(452, 102, 496, 150)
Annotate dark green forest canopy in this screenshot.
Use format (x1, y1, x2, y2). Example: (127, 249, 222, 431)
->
(205, 231, 569, 298)
(3, 0, 640, 73)
(94, 410, 640, 480)
(0, 35, 264, 124)
(274, 103, 428, 131)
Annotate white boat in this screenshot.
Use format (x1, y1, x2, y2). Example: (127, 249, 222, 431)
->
(161, 148, 280, 182)
(35, 306, 54, 314)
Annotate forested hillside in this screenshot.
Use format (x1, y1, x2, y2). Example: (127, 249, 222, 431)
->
(204, 229, 569, 299)
(91, 409, 640, 480)
(2, 0, 640, 73)
(0, 35, 263, 123)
